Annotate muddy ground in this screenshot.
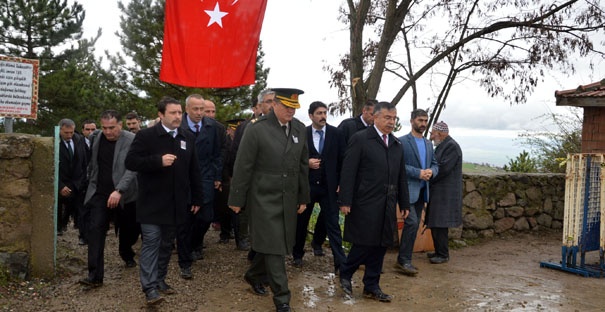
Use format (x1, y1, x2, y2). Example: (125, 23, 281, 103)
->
(2, 226, 605, 311)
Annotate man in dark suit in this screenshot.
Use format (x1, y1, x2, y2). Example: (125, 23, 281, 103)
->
(229, 88, 310, 312)
(78, 119, 97, 244)
(337, 99, 376, 146)
(338, 101, 410, 303)
(78, 110, 138, 288)
(292, 101, 346, 274)
(311, 99, 376, 254)
(57, 119, 88, 237)
(426, 121, 463, 264)
(178, 94, 222, 278)
(125, 96, 203, 306)
(396, 108, 439, 276)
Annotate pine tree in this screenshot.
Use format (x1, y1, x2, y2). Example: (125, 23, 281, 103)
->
(0, 0, 113, 135)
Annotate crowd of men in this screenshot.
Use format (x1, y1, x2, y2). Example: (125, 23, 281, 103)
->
(56, 88, 463, 311)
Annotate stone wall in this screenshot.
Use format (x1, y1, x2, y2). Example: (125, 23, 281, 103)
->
(0, 133, 569, 279)
(0, 134, 54, 279)
(456, 173, 565, 240)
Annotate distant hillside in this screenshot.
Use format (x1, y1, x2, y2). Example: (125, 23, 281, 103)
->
(462, 162, 505, 173)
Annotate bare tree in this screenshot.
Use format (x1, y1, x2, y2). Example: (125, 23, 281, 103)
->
(327, 0, 605, 135)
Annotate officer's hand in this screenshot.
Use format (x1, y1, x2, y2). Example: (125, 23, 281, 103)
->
(191, 205, 200, 214)
(401, 209, 410, 219)
(340, 206, 351, 215)
(230, 206, 241, 214)
(297, 204, 306, 214)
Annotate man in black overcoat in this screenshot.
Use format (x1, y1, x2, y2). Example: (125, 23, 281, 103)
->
(125, 96, 203, 306)
(426, 121, 463, 264)
(336, 99, 376, 146)
(338, 101, 410, 303)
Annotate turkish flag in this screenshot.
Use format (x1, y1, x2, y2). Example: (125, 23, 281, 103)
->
(159, 0, 268, 88)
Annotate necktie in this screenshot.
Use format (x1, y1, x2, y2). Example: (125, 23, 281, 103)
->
(194, 124, 200, 135)
(168, 130, 175, 138)
(382, 134, 388, 147)
(317, 130, 324, 153)
(282, 125, 288, 137)
(66, 140, 74, 159)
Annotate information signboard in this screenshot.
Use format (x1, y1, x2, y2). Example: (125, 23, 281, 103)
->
(0, 56, 39, 119)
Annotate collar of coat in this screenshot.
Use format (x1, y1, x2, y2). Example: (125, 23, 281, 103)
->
(366, 126, 401, 146)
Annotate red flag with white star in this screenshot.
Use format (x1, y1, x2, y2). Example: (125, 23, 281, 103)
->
(159, 0, 268, 88)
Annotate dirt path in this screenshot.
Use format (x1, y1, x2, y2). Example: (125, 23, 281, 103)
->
(2, 227, 605, 311)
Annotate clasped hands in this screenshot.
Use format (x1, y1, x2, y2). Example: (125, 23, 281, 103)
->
(419, 169, 433, 181)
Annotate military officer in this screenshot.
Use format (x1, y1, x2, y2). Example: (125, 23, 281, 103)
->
(229, 88, 310, 312)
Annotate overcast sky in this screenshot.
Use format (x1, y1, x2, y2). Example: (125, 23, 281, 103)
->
(77, 0, 602, 166)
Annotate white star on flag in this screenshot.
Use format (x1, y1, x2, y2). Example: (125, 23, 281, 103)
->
(205, 2, 229, 28)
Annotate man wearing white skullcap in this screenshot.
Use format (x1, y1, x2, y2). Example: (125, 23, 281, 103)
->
(426, 121, 463, 264)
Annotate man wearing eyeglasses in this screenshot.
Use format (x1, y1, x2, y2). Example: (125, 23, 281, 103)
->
(229, 89, 276, 254)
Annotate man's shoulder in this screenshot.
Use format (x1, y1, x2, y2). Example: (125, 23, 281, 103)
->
(291, 117, 305, 129)
(249, 115, 268, 126)
(122, 130, 135, 138)
(206, 117, 225, 130)
(326, 124, 339, 132)
(338, 117, 357, 127)
(137, 126, 157, 137)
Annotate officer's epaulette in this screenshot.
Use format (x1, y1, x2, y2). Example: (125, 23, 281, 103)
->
(251, 115, 267, 124)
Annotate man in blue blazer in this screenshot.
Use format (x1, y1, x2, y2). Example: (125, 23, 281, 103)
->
(396, 108, 439, 276)
(292, 101, 346, 273)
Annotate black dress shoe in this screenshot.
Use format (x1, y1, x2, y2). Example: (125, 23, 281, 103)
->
(236, 239, 250, 251)
(218, 237, 229, 244)
(276, 303, 291, 312)
(429, 256, 449, 264)
(157, 280, 176, 295)
(339, 278, 353, 296)
(180, 267, 193, 279)
(426, 252, 436, 258)
(125, 260, 137, 268)
(394, 262, 418, 276)
(244, 275, 268, 296)
(191, 250, 204, 261)
(78, 238, 87, 245)
(363, 289, 393, 302)
(79, 278, 103, 288)
(311, 242, 325, 256)
(145, 289, 164, 306)
(292, 258, 303, 268)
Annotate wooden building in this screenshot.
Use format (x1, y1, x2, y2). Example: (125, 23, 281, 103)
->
(555, 79, 605, 153)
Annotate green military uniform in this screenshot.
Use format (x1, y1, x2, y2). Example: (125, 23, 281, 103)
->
(229, 90, 309, 308)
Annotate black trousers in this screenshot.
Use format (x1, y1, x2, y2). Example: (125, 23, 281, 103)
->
(58, 190, 83, 232)
(339, 244, 387, 292)
(116, 201, 140, 262)
(177, 217, 193, 269)
(77, 189, 90, 240)
(218, 182, 240, 242)
(430, 227, 449, 258)
(189, 180, 215, 251)
(293, 185, 345, 269)
(86, 193, 112, 282)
